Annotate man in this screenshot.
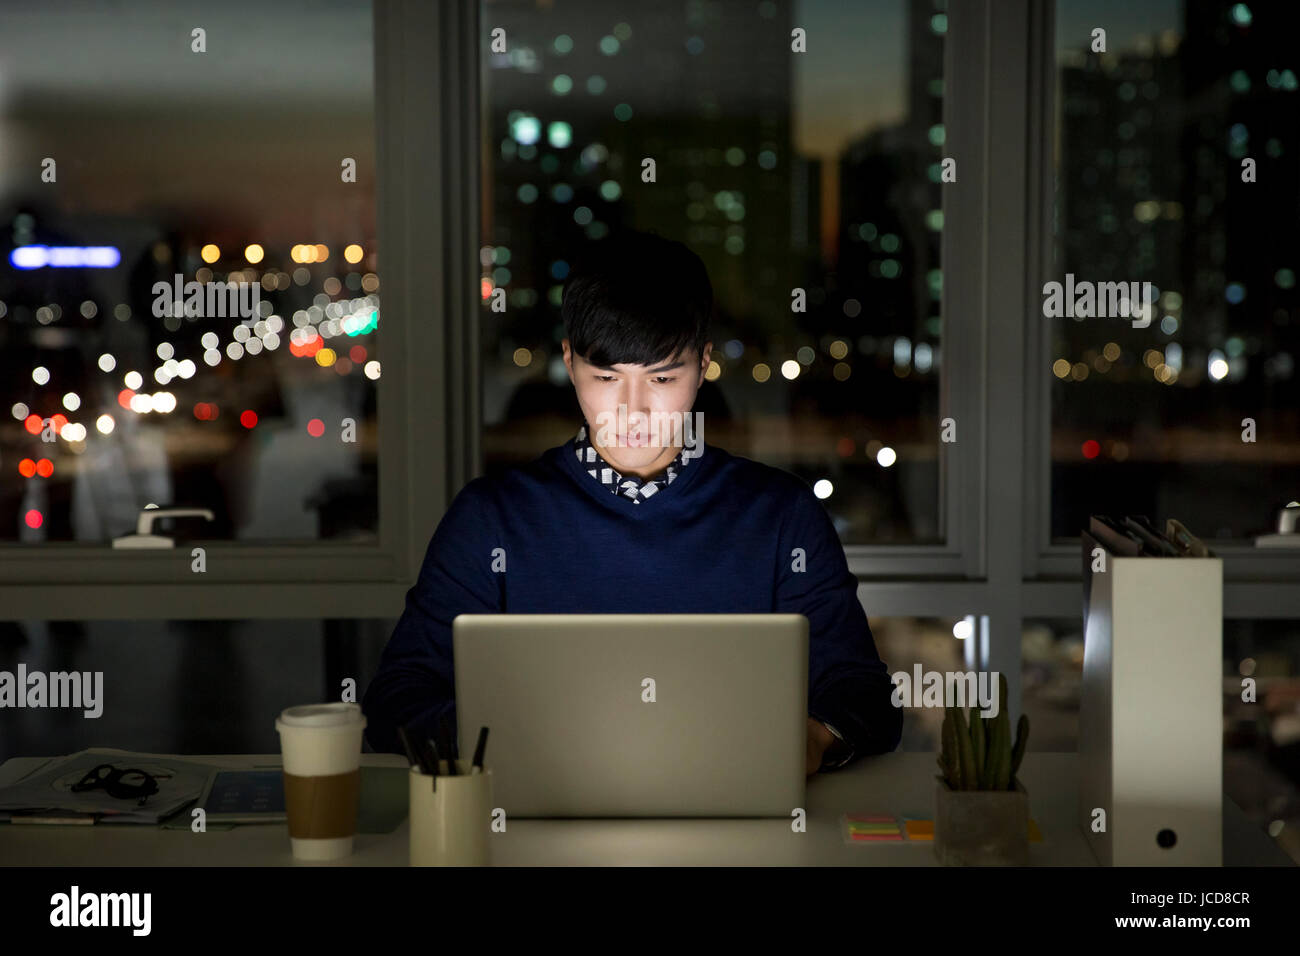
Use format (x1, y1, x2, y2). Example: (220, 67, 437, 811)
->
(362, 230, 901, 776)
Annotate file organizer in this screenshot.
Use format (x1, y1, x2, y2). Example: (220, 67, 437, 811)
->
(1079, 540, 1223, 865)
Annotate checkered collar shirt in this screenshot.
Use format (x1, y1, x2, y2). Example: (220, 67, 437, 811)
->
(572, 420, 698, 505)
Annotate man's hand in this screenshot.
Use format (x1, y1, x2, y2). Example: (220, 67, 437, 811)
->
(806, 716, 834, 776)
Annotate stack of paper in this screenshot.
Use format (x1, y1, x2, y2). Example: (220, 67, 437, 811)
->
(0, 748, 215, 824)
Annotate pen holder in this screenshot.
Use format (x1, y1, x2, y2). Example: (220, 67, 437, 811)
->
(408, 762, 493, 866)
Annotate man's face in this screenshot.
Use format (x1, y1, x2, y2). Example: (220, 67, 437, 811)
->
(562, 339, 712, 478)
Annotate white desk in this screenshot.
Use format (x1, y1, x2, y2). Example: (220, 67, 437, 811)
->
(0, 752, 1289, 866)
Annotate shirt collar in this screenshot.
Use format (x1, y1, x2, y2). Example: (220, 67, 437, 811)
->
(572, 420, 696, 504)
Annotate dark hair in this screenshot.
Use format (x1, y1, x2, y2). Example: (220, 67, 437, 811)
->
(561, 230, 712, 368)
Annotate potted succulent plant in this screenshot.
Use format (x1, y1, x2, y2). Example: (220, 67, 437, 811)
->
(934, 673, 1031, 865)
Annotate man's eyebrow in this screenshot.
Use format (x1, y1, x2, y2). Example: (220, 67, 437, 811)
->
(591, 361, 686, 373)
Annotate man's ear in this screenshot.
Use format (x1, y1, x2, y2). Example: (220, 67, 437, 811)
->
(562, 340, 575, 382)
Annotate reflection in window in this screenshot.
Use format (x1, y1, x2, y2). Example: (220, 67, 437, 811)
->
(1050, 1, 1299, 542)
(0, 1, 380, 544)
(0, 617, 395, 755)
(479, 0, 946, 544)
(871, 616, 968, 751)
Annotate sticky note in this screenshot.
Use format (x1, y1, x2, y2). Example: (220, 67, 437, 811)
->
(904, 819, 934, 840)
(841, 812, 908, 846)
(898, 818, 1043, 842)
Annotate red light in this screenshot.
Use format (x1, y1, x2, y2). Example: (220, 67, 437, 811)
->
(194, 403, 207, 421)
(25, 510, 43, 529)
(480, 277, 492, 299)
(23, 414, 43, 435)
(349, 345, 367, 364)
(18, 459, 36, 477)
(307, 418, 325, 437)
(51, 413, 68, 429)
(118, 389, 135, 409)
(240, 410, 258, 429)
(1082, 439, 1101, 459)
(36, 459, 53, 477)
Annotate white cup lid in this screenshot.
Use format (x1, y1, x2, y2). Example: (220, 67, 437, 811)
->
(276, 702, 366, 729)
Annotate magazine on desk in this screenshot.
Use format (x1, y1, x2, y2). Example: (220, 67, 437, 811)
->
(0, 747, 217, 825)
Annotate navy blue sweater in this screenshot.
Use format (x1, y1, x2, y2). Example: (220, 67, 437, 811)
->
(361, 437, 902, 767)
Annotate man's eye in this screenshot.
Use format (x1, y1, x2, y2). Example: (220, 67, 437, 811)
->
(593, 374, 673, 383)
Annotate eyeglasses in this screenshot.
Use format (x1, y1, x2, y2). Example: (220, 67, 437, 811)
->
(70, 763, 161, 805)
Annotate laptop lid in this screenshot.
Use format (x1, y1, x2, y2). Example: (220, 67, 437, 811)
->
(452, 614, 808, 818)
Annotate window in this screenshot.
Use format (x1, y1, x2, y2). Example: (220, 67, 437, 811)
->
(1049, 1, 1299, 544)
(0, 1, 381, 545)
(478, 0, 948, 544)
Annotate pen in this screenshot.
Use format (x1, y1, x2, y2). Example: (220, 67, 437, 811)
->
(425, 738, 445, 781)
(471, 726, 489, 775)
(437, 715, 458, 775)
(397, 725, 429, 773)
(418, 739, 439, 792)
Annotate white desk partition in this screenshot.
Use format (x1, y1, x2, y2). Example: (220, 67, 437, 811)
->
(1081, 553, 1224, 866)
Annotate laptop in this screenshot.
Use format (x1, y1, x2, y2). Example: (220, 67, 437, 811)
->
(452, 613, 808, 817)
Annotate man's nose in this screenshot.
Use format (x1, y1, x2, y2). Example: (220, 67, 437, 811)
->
(619, 383, 651, 419)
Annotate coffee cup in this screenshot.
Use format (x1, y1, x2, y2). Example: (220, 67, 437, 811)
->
(275, 703, 366, 861)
